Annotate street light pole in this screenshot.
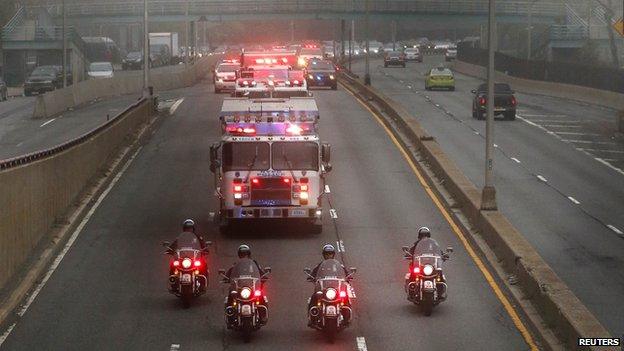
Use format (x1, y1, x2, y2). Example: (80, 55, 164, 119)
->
(184, 1, 189, 67)
(527, 2, 532, 60)
(143, 0, 149, 97)
(62, 0, 67, 87)
(364, 0, 370, 85)
(481, 0, 497, 210)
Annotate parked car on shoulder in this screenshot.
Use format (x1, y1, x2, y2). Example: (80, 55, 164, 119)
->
(471, 83, 517, 120)
(88, 62, 114, 79)
(23, 66, 63, 96)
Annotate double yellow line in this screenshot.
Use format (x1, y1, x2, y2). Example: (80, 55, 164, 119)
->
(342, 83, 539, 351)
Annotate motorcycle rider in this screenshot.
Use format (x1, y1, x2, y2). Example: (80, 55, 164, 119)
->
(168, 219, 209, 290)
(224, 244, 269, 326)
(406, 227, 448, 300)
(307, 244, 351, 327)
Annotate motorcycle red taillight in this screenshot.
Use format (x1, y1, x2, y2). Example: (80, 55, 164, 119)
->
(339, 290, 347, 298)
(172, 260, 180, 267)
(254, 289, 262, 297)
(194, 259, 202, 268)
(479, 97, 486, 105)
(413, 266, 420, 274)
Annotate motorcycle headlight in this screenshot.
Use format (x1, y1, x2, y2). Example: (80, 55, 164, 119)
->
(240, 287, 252, 299)
(181, 258, 192, 269)
(423, 264, 434, 276)
(325, 288, 337, 300)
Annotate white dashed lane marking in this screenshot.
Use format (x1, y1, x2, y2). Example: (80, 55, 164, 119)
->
(537, 175, 548, 182)
(607, 225, 623, 236)
(356, 337, 368, 351)
(169, 98, 185, 115)
(324, 184, 331, 193)
(39, 118, 56, 127)
(511, 157, 521, 164)
(329, 209, 337, 219)
(567, 196, 580, 205)
(170, 344, 180, 351)
(336, 240, 345, 252)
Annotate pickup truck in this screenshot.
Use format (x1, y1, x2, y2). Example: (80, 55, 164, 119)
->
(471, 83, 517, 120)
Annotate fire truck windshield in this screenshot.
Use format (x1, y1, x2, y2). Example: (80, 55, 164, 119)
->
(217, 64, 239, 73)
(253, 69, 289, 80)
(223, 142, 270, 172)
(271, 142, 319, 171)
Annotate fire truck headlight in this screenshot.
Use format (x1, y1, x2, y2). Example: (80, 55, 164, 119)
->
(234, 193, 242, 199)
(300, 192, 309, 200)
(308, 74, 314, 79)
(298, 57, 306, 66)
(315, 210, 322, 216)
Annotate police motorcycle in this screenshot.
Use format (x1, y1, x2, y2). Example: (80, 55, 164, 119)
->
(402, 238, 452, 316)
(304, 259, 356, 342)
(162, 233, 211, 308)
(218, 259, 271, 342)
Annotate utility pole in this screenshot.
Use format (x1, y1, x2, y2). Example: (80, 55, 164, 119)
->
(143, 0, 149, 96)
(184, 1, 189, 67)
(340, 19, 345, 60)
(364, 0, 370, 85)
(349, 20, 353, 71)
(527, 2, 532, 60)
(481, 0, 497, 210)
(62, 0, 67, 87)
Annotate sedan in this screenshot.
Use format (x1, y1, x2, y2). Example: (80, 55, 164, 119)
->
(425, 66, 455, 91)
(88, 62, 114, 79)
(384, 51, 406, 68)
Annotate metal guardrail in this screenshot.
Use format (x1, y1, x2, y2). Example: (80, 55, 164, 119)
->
(36, 0, 565, 18)
(0, 98, 147, 171)
(550, 24, 588, 40)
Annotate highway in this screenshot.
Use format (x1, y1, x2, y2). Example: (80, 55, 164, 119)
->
(0, 76, 536, 350)
(351, 55, 624, 336)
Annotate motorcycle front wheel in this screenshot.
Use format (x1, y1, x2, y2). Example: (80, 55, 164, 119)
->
(241, 317, 253, 343)
(324, 318, 338, 343)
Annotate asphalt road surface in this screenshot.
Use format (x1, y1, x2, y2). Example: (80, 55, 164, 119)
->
(351, 55, 624, 337)
(0, 76, 535, 350)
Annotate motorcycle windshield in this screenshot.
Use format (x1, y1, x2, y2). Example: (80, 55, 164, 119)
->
(314, 259, 346, 291)
(230, 258, 261, 289)
(413, 238, 441, 267)
(175, 232, 202, 250)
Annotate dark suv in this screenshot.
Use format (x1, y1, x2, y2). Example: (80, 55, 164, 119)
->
(24, 66, 63, 96)
(304, 59, 337, 90)
(471, 83, 517, 120)
(384, 51, 406, 67)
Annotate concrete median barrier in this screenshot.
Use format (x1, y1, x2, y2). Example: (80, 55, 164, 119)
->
(32, 56, 217, 119)
(451, 60, 624, 112)
(0, 98, 150, 297)
(339, 73, 613, 350)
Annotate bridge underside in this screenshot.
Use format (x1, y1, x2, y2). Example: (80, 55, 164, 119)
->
(67, 13, 559, 26)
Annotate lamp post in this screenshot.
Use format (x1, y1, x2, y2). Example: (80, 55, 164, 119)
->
(364, 0, 370, 85)
(62, 0, 67, 87)
(184, 1, 189, 67)
(142, 0, 149, 97)
(481, 0, 497, 210)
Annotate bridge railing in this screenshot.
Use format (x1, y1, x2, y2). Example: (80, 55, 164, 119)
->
(37, 0, 564, 18)
(549, 24, 588, 41)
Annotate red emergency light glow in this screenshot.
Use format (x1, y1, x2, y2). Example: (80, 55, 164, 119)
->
(225, 126, 256, 135)
(300, 184, 308, 191)
(194, 260, 202, 267)
(254, 289, 262, 297)
(234, 185, 243, 192)
(252, 178, 260, 185)
(413, 266, 420, 274)
(339, 290, 347, 298)
(283, 178, 290, 184)
(286, 124, 303, 135)
(173, 260, 180, 267)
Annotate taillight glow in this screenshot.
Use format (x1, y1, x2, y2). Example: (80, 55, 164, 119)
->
(252, 178, 260, 185)
(234, 185, 243, 192)
(283, 178, 290, 184)
(479, 97, 486, 105)
(511, 96, 517, 106)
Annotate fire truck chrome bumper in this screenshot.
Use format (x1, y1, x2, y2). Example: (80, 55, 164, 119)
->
(224, 207, 322, 219)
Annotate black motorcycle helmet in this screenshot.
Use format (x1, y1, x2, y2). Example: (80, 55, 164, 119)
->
(238, 244, 251, 258)
(182, 219, 196, 233)
(417, 226, 431, 240)
(322, 244, 336, 260)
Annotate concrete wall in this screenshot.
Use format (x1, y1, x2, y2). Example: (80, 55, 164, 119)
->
(33, 56, 217, 119)
(451, 60, 624, 111)
(0, 100, 150, 291)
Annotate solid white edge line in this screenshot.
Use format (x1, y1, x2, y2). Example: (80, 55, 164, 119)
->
(537, 175, 548, 182)
(0, 323, 16, 345)
(0, 146, 143, 346)
(324, 184, 331, 193)
(567, 196, 580, 205)
(607, 225, 624, 236)
(39, 118, 56, 127)
(594, 157, 624, 176)
(169, 98, 185, 115)
(356, 336, 368, 351)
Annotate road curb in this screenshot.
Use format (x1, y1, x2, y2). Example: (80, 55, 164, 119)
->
(339, 73, 613, 351)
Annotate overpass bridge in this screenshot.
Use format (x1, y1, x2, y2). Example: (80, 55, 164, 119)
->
(33, 0, 565, 24)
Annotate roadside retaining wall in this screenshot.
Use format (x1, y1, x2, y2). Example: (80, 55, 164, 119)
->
(452, 60, 624, 133)
(340, 73, 613, 350)
(0, 99, 150, 292)
(33, 56, 217, 119)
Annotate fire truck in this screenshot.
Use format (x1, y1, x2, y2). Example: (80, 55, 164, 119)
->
(234, 51, 308, 98)
(209, 97, 331, 233)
